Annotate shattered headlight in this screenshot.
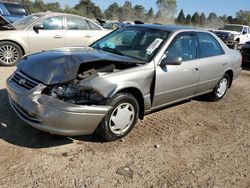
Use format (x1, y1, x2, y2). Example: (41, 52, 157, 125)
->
(49, 83, 104, 105)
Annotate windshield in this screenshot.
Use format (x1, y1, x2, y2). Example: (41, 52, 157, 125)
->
(12, 14, 44, 29)
(91, 27, 170, 62)
(220, 25, 243, 32)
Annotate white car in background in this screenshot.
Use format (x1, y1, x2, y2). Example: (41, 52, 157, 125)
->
(213, 24, 250, 49)
(0, 12, 111, 66)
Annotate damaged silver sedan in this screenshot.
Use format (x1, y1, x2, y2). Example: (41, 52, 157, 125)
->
(6, 25, 242, 141)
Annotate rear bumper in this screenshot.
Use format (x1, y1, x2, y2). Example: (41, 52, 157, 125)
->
(6, 77, 111, 136)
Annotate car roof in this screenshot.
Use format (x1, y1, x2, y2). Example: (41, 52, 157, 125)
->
(127, 24, 202, 32)
(31, 12, 87, 18)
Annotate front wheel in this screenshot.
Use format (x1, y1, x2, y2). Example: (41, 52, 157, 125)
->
(207, 73, 230, 101)
(0, 41, 23, 66)
(96, 93, 139, 141)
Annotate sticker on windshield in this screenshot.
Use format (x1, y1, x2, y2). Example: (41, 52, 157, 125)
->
(146, 38, 163, 55)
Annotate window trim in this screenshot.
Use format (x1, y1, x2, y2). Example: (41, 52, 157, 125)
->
(196, 31, 225, 59)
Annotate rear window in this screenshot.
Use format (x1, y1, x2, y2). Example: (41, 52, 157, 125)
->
(3, 3, 28, 16)
(86, 19, 101, 30)
(67, 16, 89, 30)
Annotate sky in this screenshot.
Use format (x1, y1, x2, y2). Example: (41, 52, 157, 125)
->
(43, 0, 250, 17)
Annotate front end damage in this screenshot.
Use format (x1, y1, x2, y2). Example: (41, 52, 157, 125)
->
(6, 47, 154, 135)
(6, 73, 112, 136)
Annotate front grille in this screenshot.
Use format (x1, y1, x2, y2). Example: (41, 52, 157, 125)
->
(215, 32, 229, 41)
(218, 34, 228, 40)
(11, 71, 40, 90)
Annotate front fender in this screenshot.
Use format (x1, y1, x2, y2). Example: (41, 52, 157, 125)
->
(0, 32, 28, 53)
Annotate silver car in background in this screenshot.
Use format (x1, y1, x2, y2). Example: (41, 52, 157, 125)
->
(6, 25, 242, 141)
(0, 12, 110, 66)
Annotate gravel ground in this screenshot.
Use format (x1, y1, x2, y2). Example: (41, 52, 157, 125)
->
(0, 67, 249, 188)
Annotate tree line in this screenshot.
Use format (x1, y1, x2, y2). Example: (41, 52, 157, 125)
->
(4, 0, 250, 28)
(176, 9, 250, 28)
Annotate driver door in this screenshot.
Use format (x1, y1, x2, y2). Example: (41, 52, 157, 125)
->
(152, 32, 200, 109)
(27, 16, 65, 53)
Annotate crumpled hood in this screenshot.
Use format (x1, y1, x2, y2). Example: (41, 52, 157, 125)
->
(17, 47, 141, 85)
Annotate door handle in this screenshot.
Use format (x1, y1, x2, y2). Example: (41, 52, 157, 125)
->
(54, 35, 63, 39)
(85, 34, 92, 38)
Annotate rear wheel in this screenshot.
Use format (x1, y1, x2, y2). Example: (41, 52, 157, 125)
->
(0, 41, 23, 66)
(96, 93, 139, 141)
(207, 73, 230, 101)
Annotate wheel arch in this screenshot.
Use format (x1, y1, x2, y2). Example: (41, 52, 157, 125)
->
(0, 40, 26, 55)
(225, 69, 233, 88)
(116, 87, 145, 120)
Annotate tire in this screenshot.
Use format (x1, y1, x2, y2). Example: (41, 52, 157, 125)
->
(207, 73, 230, 101)
(96, 93, 139, 141)
(0, 41, 23, 66)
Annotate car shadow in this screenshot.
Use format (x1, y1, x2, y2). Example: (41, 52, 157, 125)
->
(0, 89, 104, 149)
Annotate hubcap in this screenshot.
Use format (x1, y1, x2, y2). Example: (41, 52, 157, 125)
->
(0, 45, 19, 65)
(109, 103, 135, 134)
(216, 78, 228, 97)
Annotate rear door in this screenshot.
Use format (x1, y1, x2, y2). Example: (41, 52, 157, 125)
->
(152, 32, 200, 108)
(65, 16, 94, 47)
(27, 16, 65, 53)
(195, 32, 226, 94)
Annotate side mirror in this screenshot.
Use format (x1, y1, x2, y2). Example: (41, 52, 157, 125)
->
(243, 31, 247, 35)
(33, 24, 44, 31)
(160, 55, 182, 67)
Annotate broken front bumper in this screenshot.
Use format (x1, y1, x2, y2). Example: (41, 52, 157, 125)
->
(6, 77, 111, 136)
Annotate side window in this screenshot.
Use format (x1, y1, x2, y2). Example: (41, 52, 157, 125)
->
(85, 19, 101, 30)
(243, 27, 248, 34)
(197, 32, 224, 58)
(166, 33, 197, 61)
(42, 17, 63, 30)
(67, 16, 88, 30)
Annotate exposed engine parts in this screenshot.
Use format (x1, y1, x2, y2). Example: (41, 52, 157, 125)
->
(47, 61, 139, 105)
(50, 84, 105, 105)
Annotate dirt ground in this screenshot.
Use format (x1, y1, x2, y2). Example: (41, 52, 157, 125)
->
(0, 66, 249, 188)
